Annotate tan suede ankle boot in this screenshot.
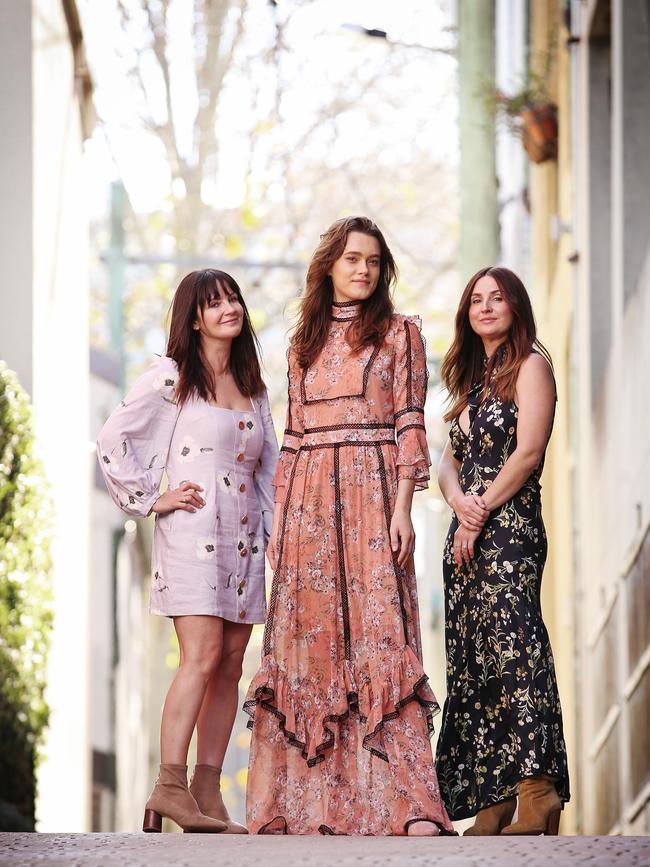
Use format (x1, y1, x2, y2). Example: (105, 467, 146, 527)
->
(190, 764, 248, 834)
(501, 775, 562, 835)
(463, 799, 516, 835)
(142, 763, 227, 833)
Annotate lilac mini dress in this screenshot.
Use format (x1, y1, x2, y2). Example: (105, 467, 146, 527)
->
(97, 355, 279, 623)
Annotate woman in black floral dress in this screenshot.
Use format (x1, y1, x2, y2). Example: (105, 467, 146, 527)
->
(435, 266, 569, 836)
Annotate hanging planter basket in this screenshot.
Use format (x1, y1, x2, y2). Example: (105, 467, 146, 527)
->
(519, 103, 558, 164)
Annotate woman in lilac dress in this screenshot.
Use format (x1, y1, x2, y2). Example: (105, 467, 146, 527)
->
(97, 269, 278, 834)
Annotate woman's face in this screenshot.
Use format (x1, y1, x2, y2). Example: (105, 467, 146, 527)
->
(195, 282, 244, 341)
(329, 231, 381, 303)
(468, 275, 513, 343)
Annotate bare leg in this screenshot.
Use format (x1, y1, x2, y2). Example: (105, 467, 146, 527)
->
(160, 615, 223, 764)
(196, 621, 252, 766)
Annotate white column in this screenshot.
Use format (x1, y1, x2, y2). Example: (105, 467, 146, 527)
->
(32, 0, 91, 831)
(0, 1, 33, 391)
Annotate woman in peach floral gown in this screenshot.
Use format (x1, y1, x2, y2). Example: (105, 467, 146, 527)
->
(244, 217, 453, 836)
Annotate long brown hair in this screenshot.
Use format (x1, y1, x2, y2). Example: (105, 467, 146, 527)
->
(292, 216, 397, 369)
(440, 266, 552, 422)
(166, 269, 265, 406)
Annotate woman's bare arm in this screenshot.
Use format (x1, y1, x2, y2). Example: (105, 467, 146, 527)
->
(480, 353, 555, 513)
(438, 439, 489, 530)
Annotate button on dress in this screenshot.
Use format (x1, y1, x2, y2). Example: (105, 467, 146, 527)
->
(97, 356, 279, 623)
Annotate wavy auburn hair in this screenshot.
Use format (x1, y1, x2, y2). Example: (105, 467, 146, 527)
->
(166, 269, 265, 406)
(440, 266, 552, 422)
(292, 216, 397, 369)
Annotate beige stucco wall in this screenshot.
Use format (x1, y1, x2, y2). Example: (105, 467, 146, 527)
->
(531, 0, 650, 834)
(33, 0, 91, 832)
(573, 0, 650, 832)
(527, 1, 578, 835)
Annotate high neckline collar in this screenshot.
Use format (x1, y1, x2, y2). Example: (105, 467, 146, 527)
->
(331, 300, 362, 320)
(483, 342, 507, 366)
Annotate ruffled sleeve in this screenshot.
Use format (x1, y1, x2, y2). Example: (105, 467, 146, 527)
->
(392, 316, 431, 491)
(96, 356, 181, 516)
(253, 389, 280, 542)
(272, 347, 304, 505)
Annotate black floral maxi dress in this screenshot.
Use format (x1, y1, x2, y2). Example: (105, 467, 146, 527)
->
(434, 363, 570, 821)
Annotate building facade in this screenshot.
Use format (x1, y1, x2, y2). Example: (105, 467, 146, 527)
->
(509, 0, 650, 835)
(570, 0, 650, 835)
(0, 0, 94, 831)
(524, 0, 579, 836)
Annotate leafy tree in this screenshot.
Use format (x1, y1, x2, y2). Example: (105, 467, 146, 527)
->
(0, 363, 53, 830)
(85, 0, 459, 388)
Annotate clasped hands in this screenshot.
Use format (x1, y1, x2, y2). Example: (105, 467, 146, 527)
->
(451, 492, 489, 567)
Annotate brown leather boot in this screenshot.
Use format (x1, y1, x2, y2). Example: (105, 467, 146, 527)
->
(463, 798, 516, 835)
(190, 764, 248, 834)
(501, 775, 562, 835)
(142, 763, 227, 833)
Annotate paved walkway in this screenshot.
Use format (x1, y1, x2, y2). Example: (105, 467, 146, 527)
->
(1, 833, 649, 867)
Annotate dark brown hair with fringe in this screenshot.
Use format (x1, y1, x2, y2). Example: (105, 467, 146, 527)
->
(166, 269, 265, 406)
(440, 265, 552, 422)
(291, 216, 397, 369)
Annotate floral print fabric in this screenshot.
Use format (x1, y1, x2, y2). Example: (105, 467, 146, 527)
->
(244, 304, 453, 835)
(97, 356, 278, 622)
(435, 358, 570, 820)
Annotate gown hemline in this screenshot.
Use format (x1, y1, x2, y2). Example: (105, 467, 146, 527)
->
(243, 647, 440, 768)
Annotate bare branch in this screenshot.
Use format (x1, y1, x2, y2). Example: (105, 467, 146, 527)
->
(195, 1, 238, 161)
(140, 0, 183, 177)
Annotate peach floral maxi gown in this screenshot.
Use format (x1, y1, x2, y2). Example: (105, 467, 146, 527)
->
(243, 302, 454, 835)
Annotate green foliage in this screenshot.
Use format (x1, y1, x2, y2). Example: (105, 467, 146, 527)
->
(482, 42, 557, 134)
(0, 362, 53, 830)
(501, 72, 552, 110)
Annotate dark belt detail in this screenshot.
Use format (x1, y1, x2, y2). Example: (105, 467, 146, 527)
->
(304, 423, 395, 434)
(284, 429, 304, 438)
(333, 445, 351, 661)
(280, 445, 297, 454)
(375, 444, 410, 647)
(299, 439, 395, 451)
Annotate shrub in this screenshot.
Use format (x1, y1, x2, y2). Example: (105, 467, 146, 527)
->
(0, 362, 53, 830)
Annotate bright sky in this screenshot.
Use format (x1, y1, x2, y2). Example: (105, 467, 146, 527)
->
(81, 0, 462, 379)
(81, 0, 457, 215)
